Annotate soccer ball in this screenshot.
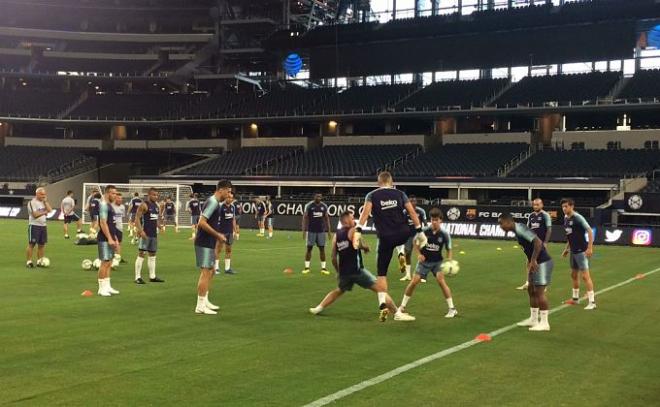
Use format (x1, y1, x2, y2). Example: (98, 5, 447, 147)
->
(111, 258, 120, 269)
(81, 259, 93, 270)
(441, 260, 460, 276)
(37, 257, 51, 268)
(92, 259, 102, 270)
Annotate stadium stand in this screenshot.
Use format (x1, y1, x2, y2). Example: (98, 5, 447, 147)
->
(618, 69, 660, 101)
(400, 78, 509, 110)
(509, 149, 660, 178)
(176, 147, 302, 176)
(0, 90, 79, 118)
(329, 84, 418, 114)
(493, 72, 620, 106)
(0, 146, 95, 182)
(264, 145, 421, 177)
(395, 143, 530, 177)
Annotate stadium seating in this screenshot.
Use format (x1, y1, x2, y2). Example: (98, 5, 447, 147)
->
(71, 93, 204, 120)
(177, 147, 302, 176)
(399, 78, 508, 110)
(0, 90, 79, 118)
(395, 143, 529, 177)
(329, 84, 418, 114)
(509, 149, 660, 178)
(265, 145, 421, 177)
(0, 146, 95, 182)
(493, 72, 620, 106)
(618, 69, 660, 101)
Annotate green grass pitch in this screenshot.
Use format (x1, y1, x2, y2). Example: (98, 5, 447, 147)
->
(1, 219, 659, 406)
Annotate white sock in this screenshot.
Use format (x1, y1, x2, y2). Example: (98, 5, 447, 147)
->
(397, 245, 405, 255)
(446, 297, 455, 309)
(268, 231, 273, 237)
(225, 259, 231, 271)
(587, 290, 595, 303)
(321, 261, 327, 269)
(236, 233, 240, 240)
(134, 257, 144, 279)
(304, 261, 310, 269)
(539, 310, 549, 325)
(191, 230, 195, 238)
(260, 228, 265, 234)
(572, 288, 579, 299)
(530, 307, 539, 321)
(377, 292, 387, 307)
(400, 294, 411, 309)
(98, 278, 104, 291)
(215, 259, 220, 270)
(405, 265, 411, 278)
(148, 256, 156, 279)
(196, 295, 205, 309)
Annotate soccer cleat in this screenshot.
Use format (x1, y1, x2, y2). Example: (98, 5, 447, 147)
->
(445, 308, 458, 318)
(205, 299, 220, 311)
(195, 306, 217, 315)
(564, 298, 579, 305)
(420, 279, 427, 283)
(26, 261, 34, 268)
(107, 286, 120, 295)
(302, 268, 311, 275)
(150, 277, 165, 283)
(64, 234, 70, 239)
(135, 278, 146, 285)
(309, 307, 322, 315)
(379, 308, 389, 322)
(256, 233, 265, 237)
(320, 269, 330, 276)
(394, 312, 416, 322)
(529, 323, 550, 332)
(224, 269, 236, 275)
(398, 254, 406, 273)
(214, 269, 220, 275)
(517, 318, 538, 327)
(400, 275, 411, 281)
(584, 302, 597, 310)
(97, 289, 112, 297)
(516, 281, 529, 290)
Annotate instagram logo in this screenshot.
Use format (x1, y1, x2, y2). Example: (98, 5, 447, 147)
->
(632, 229, 653, 246)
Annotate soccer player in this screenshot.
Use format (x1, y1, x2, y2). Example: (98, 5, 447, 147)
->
(60, 190, 82, 239)
(214, 192, 238, 275)
(254, 197, 267, 237)
(561, 198, 596, 310)
(97, 185, 120, 297)
(128, 192, 142, 240)
(354, 171, 425, 321)
(162, 196, 178, 233)
(26, 187, 52, 268)
(301, 193, 332, 275)
(111, 192, 126, 261)
(134, 188, 165, 284)
(499, 213, 554, 331)
(397, 194, 427, 282)
(517, 198, 552, 290)
(186, 193, 201, 240)
(265, 196, 275, 239)
(87, 191, 101, 236)
(309, 211, 407, 322)
(194, 180, 233, 315)
(398, 208, 457, 318)
(233, 198, 242, 240)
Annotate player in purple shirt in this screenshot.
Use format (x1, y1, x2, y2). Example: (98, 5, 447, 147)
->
(517, 198, 553, 290)
(354, 171, 424, 322)
(214, 192, 238, 275)
(561, 198, 596, 310)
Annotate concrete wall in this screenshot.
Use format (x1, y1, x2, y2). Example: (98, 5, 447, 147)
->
(4, 137, 102, 149)
(442, 132, 531, 145)
(553, 130, 660, 149)
(322, 135, 425, 146)
(241, 137, 307, 148)
(114, 139, 228, 150)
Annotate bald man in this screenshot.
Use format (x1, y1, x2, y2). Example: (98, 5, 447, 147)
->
(517, 198, 552, 290)
(26, 187, 52, 268)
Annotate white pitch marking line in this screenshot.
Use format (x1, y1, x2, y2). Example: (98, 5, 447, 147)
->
(303, 267, 660, 407)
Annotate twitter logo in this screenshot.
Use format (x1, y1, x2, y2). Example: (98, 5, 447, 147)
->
(605, 229, 623, 243)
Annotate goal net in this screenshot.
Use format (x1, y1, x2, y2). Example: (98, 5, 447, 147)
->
(82, 183, 194, 228)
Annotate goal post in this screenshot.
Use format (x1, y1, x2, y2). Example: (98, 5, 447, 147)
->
(82, 183, 194, 228)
